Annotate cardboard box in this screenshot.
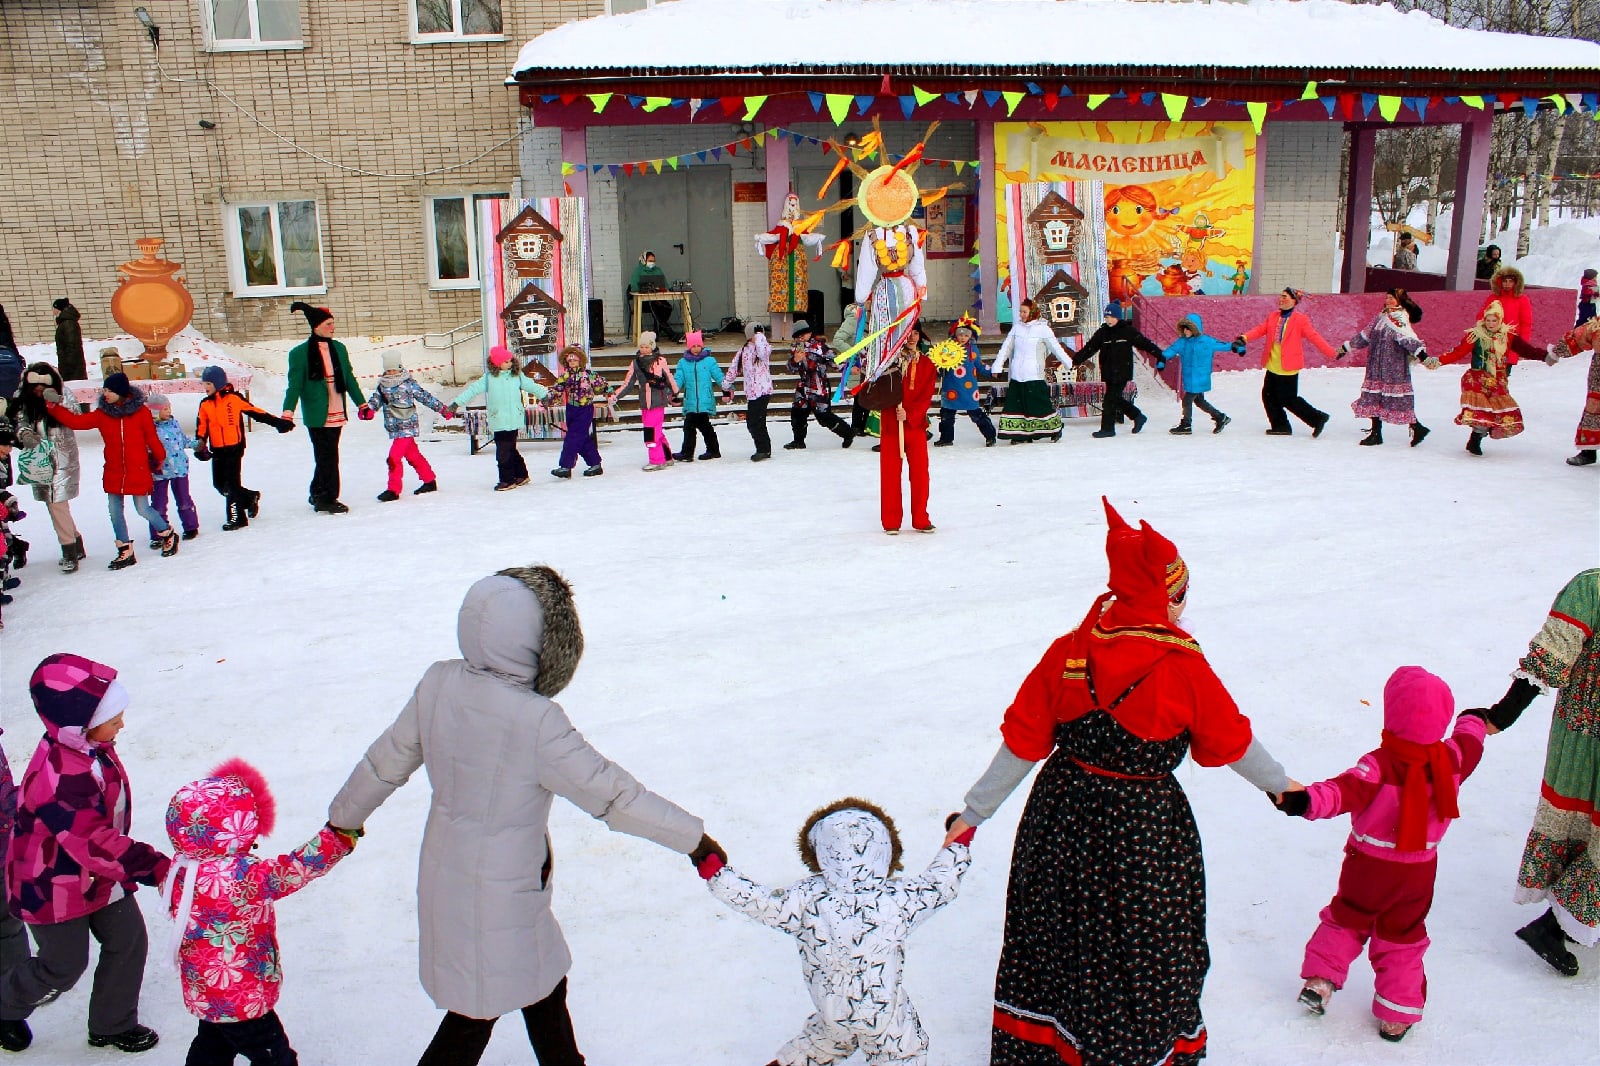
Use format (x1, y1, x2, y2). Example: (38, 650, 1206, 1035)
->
(98, 350, 124, 378)
(122, 359, 152, 381)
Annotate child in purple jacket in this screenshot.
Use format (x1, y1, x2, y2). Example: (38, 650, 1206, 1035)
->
(1273, 666, 1488, 1044)
(0, 654, 171, 1054)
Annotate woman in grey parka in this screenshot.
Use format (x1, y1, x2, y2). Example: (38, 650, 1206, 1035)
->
(328, 565, 723, 1066)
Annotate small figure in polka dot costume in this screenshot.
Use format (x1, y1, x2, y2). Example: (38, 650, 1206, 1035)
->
(934, 313, 997, 448)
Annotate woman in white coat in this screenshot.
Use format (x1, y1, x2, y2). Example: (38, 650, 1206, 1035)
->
(329, 566, 721, 1066)
(991, 298, 1070, 443)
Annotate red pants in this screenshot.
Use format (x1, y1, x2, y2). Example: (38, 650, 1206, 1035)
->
(878, 408, 930, 532)
(386, 437, 436, 494)
(1301, 848, 1435, 1025)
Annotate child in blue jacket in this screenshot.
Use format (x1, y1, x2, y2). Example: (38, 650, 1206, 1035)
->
(673, 331, 725, 461)
(1159, 313, 1232, 435)
(145, 393, 199, 543)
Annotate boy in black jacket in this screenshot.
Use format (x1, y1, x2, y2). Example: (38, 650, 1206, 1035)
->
(1073, 302, 1164, 438)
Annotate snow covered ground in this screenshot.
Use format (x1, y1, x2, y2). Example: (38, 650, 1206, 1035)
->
(2, 358, 1597, 1065)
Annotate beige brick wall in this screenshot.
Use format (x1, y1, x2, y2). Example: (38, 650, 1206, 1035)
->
(1257, 122, 1344, 294)
(0, 0, 603, 345)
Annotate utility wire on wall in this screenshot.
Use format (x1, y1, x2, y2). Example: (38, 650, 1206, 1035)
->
(153, 61, 526, 181)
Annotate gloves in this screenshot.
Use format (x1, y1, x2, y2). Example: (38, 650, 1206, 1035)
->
(194, 442, 212, 462)
(1485, 676, 1540, 732)
(273, 417, 294, 433)
(1423, 357, 1441, 369)
(1272, 790, 1310, 817)
(689, 833, 727, 880)
(448, 403, 461, 417)
(327, 822, 363, 850)
(441, 407, 455, 420)
(358, 405, 375, 421)
(1230, 338, 1247, 355)
(16, 427, 40, 449)
(1336, 343, 1349, 360)
(1414, 348, 1429, 364)
(42, 387, 63, 405)
(944, 812, 976, 847)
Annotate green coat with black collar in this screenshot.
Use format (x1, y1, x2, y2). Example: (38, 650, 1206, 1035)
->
(283, 337, 365, 428)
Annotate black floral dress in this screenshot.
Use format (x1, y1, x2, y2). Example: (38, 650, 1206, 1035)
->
(992, 710, 1208, 1065)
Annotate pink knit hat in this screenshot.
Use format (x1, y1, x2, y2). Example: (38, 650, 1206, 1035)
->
(488, 345, 514, 368)
(1382, 666, 1455, 744)
(684, 330, 703, 348)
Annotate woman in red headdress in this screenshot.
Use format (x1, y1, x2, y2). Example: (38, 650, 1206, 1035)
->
(946, 499, 1293, 1066)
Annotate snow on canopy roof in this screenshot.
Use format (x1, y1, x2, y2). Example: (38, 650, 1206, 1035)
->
(512, 0, 1600, 79)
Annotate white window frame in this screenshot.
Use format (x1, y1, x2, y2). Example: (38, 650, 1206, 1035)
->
(409, 0, 507, 43)
(222, 199, 328, 298)
(606, 0, 662, 12)
(424, 194, 482, 291)
(199, 0, 304, 52)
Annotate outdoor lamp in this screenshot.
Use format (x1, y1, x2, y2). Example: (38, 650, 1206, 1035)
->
(134, 6, 159, 46)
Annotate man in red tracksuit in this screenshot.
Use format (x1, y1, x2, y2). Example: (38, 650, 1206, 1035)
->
(878, 341, 938, 534)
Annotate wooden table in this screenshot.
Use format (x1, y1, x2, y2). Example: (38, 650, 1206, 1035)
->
(630, 290, 694, 342)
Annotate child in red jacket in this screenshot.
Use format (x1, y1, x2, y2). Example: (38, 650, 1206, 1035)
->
(43, 374, 177, 568)
(1273, 666, 1489, 1043)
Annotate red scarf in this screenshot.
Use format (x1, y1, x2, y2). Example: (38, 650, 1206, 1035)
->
(1379, 730, 1460, 852)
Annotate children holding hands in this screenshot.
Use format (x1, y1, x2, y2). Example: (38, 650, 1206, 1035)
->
(366, 352, 453, 501)
(449, 345, 549, 491)
(543, 345, 614, 479)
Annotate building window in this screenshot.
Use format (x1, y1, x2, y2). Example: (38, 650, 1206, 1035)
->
(225, 200, 325, 296)
(203, 0, 302, 49)
(425, 195, 479, 289)
(412, 0, 503, 40)
(607, 0, 660, 11)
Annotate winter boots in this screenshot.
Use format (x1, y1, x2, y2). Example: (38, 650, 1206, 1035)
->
(1569, 449, 1597, 466)
(1466, 430, 1486, 456)
(1516, 907, 1580, 976)
(582, 466, 603, 477)
(414, 480, 438, 494)
(1410, 423, 1430, 447)
(222, 497, 248, 531)
(58, 537, 84, 574)
(377, 490, 401, 502)
(108, 542, 137, 570)
(158, 529, 179, 557)
(1213, 414, 1231, 434)
(1169, 422, 1193, 435)
(1360, 419, 1383, 446)
(0, 1019, 30, 1052)
(246, 490, 261, 517)
(87, 1025, 159, 1053)
(1297, 977, 1335, 1015)
(550, 467, 573, 479)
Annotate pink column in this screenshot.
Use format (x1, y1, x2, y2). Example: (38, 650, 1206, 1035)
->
(1249, 119, 1269, 295)
(977, 120, 999, 335)
(1446, 112, 1493, 291)
(1340, 126, 1377, 294)
(764, 132, 791, 335)
(561, 125, 592, 299)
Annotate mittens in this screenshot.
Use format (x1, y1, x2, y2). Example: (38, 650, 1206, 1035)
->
(1272, 790, 1310, 817)
(1230, 338, 1247, 355)
(358, 405, 376, 421)
(194, 443, 212, 462)
(327, 822, 363, 850)
(441, 407, 455, 420)
(689, 833, 727, 879)
(16, 427, 40, 449)
(42, 387, 63, 405)
(943, 812, 976, 847)
(273, 417, 294, 433)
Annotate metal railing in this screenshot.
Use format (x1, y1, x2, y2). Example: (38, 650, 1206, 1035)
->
(423, 319, 483, 350)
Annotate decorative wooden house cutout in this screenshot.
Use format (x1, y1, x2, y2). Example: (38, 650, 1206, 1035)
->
(501, 283, 566, 362)
(1026, 192, 1085, 264)
(1033, 270, 1091, 337)
(495, 205, 564, 280)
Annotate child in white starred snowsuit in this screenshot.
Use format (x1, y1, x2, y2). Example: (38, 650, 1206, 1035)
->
(694, 798, 972, 1066)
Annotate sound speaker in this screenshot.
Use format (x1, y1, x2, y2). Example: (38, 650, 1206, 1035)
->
(587, 299, 605, 347)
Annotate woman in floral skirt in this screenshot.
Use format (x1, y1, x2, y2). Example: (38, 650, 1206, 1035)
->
(1471, 569, 1600, 976)
(1338, 288, 1432, 447)
(1436, 300, 1546, 455)
(944, 498, 1293, 1065)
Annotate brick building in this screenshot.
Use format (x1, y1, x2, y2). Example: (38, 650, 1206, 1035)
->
(0, 0, 610, 347)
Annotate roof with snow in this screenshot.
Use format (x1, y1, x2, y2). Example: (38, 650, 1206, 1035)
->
(512, 0, 1600, 95)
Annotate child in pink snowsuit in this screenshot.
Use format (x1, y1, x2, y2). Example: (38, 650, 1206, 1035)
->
(1273, 666, 1488, 1043)
(162, 759, 356, 1063)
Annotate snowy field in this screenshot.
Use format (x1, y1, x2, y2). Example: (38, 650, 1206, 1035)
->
(2, 357, 1597, 1066)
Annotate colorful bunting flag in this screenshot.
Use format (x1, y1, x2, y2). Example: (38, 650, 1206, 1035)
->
(1520, 96, 1539, 117)
(1377, 95, 1401, 121)
(1161, 93, 1186, 121)
(913, 85, 938, 106)
(1321, 97, 1338, 118)
(1087, 94, 1110, 110)
(982, 90, 1002, 108)
(808, 92, 825, 114)
(826, 94, 852, 125)
(626, 95, 643, 108)
(900, 95, 915, 119)
(1002, 90, 1025, 116)
(1300, 81, 1318, 100)
(743, 96, 767, 121)
(1546, 94, 1568, 114)
(560, 162, 575, 175)
(588, 92, 613, 114)
(1246, 101, 1268, 133)
(651, 159, 663, 173)
(855, 95, 875, 116)
(642, 97, 671, 112)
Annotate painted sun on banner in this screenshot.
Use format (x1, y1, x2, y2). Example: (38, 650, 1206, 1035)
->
(996, 121, 1257, 301)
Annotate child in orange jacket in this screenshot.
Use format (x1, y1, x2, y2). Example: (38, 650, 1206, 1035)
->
(194, 366, 293, 531)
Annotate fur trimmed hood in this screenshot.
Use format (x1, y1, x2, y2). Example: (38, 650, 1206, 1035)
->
(488, 565, 584, 697)
(797, 797, 903, 883)
(1490, 265, 1526, 296)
